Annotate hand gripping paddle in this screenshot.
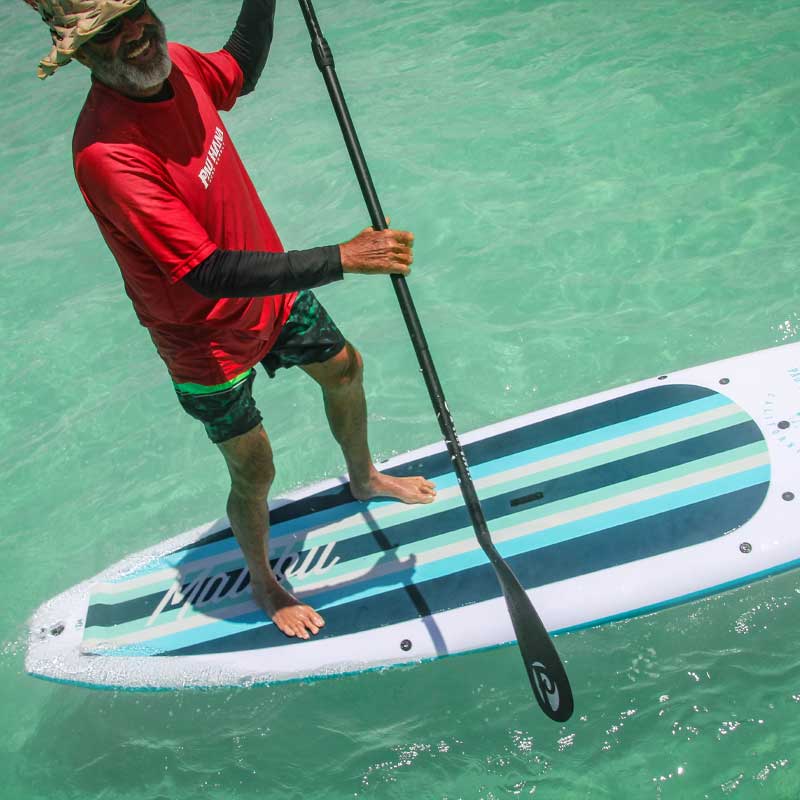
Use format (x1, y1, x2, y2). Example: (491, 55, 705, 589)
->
(297, 0, 574, 722)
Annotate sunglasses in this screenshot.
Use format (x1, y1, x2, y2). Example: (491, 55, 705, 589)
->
(92, 1, 149, 44)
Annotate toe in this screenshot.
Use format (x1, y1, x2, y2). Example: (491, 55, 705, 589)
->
(302, 617, 320, 636)
(289, 620, 308, 639)
(310, 611, 325, 627)
(299, 608, 322, 635)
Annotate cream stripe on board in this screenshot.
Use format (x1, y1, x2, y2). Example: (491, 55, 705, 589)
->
(90, 401, 744, 600)
(83, 450, 767, 650)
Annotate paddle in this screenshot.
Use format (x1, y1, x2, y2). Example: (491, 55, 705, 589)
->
(297, 0, 574, 723)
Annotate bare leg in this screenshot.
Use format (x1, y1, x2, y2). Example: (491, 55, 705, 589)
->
(301, 342, 437, 504)
(218, 425, 324, 639)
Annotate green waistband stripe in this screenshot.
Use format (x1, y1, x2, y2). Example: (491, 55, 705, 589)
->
(174, 369, 253, 395)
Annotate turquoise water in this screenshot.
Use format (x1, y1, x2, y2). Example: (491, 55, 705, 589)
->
(2, 0, 800, 797)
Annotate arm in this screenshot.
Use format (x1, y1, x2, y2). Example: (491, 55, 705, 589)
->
(79, 141, 413, 299)
(184, 245, 343, 298)
(183, 226, 415, 298)
(223, 0, 276, 96)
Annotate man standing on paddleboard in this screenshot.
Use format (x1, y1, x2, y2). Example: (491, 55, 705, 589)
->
(25, 0, 436, 640)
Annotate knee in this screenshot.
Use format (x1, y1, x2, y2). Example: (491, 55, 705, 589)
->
(223, 431, 276, 500)
(329, 342, 364, 390)
(230, 455, 275, 501)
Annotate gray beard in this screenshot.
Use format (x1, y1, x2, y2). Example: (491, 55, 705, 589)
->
(90, 19, 172, 96)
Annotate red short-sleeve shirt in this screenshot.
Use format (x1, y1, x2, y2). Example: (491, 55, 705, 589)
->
(73, 43, 296, 385)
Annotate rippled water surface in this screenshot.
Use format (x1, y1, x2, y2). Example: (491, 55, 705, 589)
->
(2, 0, 799, 797)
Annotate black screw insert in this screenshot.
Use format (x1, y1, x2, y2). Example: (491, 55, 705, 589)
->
(720, 378, 730, 385)
(400, 639, 412, 652)
(739, 542, 752, 554)
(778, 420, 791, 430)
(783, 492, 795, 502)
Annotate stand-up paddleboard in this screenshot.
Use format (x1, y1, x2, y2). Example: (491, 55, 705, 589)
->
(26, 343, 800, 690)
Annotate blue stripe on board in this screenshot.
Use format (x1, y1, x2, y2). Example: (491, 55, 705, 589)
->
(465, 392, 734, 485)
(83, 420, 761, 630)
(306, 465, 771, 615)
(103, 480, 768, 657)
(320, 421, 761, 563)
(169, 384, 722, 555)
(148, 392, 735, 575)
(123, 465, 769, 655)
(38, 551, 800, 692)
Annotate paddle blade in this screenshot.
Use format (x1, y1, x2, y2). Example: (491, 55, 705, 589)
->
(494, 559, 574, 722)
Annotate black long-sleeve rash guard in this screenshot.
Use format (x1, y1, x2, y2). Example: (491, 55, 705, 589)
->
(184, 245, 344, 299)
(181, 0, 345, 300)
(222, 0, 275, 96)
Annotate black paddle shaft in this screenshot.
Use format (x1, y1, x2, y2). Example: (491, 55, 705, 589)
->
(297, 0, 573, 723)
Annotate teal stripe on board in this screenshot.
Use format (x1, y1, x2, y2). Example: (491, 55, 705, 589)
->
(83, 455, 769, 654)
(105, 390, 742, 584)
(90, 463, 772, 658)
(86, 428, 766, 614)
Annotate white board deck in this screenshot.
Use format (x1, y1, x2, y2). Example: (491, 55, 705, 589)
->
(26, 342, 800, 690)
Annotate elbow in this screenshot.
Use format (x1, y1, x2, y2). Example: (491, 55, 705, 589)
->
(238, 55, 269, 97)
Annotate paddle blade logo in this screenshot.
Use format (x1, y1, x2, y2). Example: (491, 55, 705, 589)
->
(530, 661, 560, 715)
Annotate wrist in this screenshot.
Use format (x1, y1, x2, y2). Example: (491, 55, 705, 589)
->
(338, 243, 352, 273)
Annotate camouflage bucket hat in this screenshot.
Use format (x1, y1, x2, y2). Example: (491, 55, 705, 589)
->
(23, 0, 142, 79)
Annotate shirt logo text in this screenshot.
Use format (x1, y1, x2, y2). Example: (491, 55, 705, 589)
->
(198, 126, 225, 189)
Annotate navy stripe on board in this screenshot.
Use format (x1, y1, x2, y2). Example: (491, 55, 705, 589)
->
(84, 420, 760, 631)
(84, 420, 762, 630)
(316, 420, 762, 563)
(173, 384, 721, 555)
(159, 481, 768, 656)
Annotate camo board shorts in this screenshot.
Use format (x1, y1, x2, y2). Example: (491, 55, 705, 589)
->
(174, 290, 346, 443)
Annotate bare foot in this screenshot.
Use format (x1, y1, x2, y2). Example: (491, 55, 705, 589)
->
(350, 468, 436, 504)
(251, 580, 325, 640)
